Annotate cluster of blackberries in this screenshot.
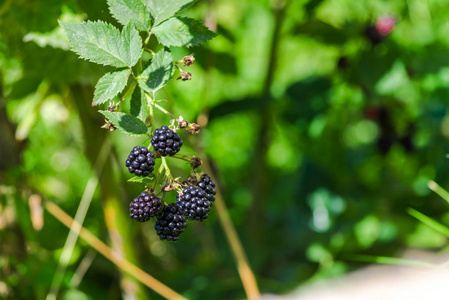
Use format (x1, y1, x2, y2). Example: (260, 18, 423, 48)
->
(126, 173, 216, 241)
(125, 126, 217, 241)
(125, 146, 155, 177)
(128, 191, 188, 241)
(151, 126, 183, 156)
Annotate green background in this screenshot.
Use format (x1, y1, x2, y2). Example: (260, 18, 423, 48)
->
(2, 0, 449, 299)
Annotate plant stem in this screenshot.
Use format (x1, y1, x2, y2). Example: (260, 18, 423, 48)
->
(116, 81, 137, 109)
(154, 103, 176, 119)
(144, 31, 152, 47)
(144, 48, 156, 55)
(161, 157, 173, 179)
(172, 153, 195, 163)
(146, 93, 156, 138)
(152, 163, 165, 190)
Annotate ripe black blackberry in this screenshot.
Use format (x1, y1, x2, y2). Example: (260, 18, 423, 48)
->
(198, 173, 216, 202)
(154, 203, 187, 241)
(151, 126, 183, 156)
(129, 191, 162, 222)
(126, 146, 155, 177)
(177, 185, 211, 221)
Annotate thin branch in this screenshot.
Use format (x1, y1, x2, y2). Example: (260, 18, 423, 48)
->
(154, 103, 176, 119)
(45, 201, 186, 300)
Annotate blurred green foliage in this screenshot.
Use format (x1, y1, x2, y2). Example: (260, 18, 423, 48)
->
(2, 0, 449, 299)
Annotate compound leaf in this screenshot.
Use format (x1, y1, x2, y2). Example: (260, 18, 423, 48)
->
(130, 87, 149, 121)
(59, 21, 143, 68)
(107, 0, 153, 31)
(137, 49, 173, 93)
(93, 68, 131, 106)
(99, 111, 148, 135)
(152, 17, 216, 47)
(143, 0, 196, 25)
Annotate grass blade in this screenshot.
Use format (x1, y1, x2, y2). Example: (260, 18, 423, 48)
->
(347, 254, 437, 268)
(408, 208, 449, 238)
(428, 180, 449, 205)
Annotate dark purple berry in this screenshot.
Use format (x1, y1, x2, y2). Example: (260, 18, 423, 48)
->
(177, 185, 211, 221)
(151, 126, 183, 156)
(129, 191, 162, 222)
(154, 203, 187, 241)
(125, 146, 155, 177)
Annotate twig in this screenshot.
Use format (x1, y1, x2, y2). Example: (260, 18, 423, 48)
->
(45, 201, 186, 300)
(154, 103, 176, 119)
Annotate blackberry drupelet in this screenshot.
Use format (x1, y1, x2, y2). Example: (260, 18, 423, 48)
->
(198, 173, 216, 202)
(154, 203, 187, 241)
(177, 185, 211, 221)
(126, 146, 155, 177)
(151, 126, 183, 156)
(129, 191, 162, 222)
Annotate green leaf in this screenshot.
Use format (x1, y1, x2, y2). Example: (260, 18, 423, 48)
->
(143, 0, 196, 25)
(59, 21, 143, 68)
(137, 49, 173, 93)
(127, 174, 156, 183)
(99, 111, 148, 135)
(152, 17, 216, 47)
(107, 0, 153, 31)
(93, 68, 131, 106)
(130, 87, 149, 121)
(121, 22, 145, 66)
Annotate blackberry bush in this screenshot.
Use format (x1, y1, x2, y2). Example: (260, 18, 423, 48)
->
(60, 0, 217, 241)
(177, 185, 212, 221)
(129, 191, 162, 222)
(154, 203, 187, 241)
(125, 146, 155, 177)
(151, 126, 183, 157)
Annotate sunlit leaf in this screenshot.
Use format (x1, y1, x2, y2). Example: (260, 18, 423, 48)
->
(93, 68, 131, 106)
(99, 111, 148, 135)
(107, 0, 153, 31)
(137, 49, 173, 92)
(152, 17, 216, 47)
(59, 21, 143, 68)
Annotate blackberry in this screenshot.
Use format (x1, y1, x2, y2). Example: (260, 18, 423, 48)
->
(129, 191, 162, 222)
(151, 126, 183, 156)
(154, 203, 187, 241)
(126, 146, 155, 177)
(177, 185, 211, 221)
(198, 173, 216, 202)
